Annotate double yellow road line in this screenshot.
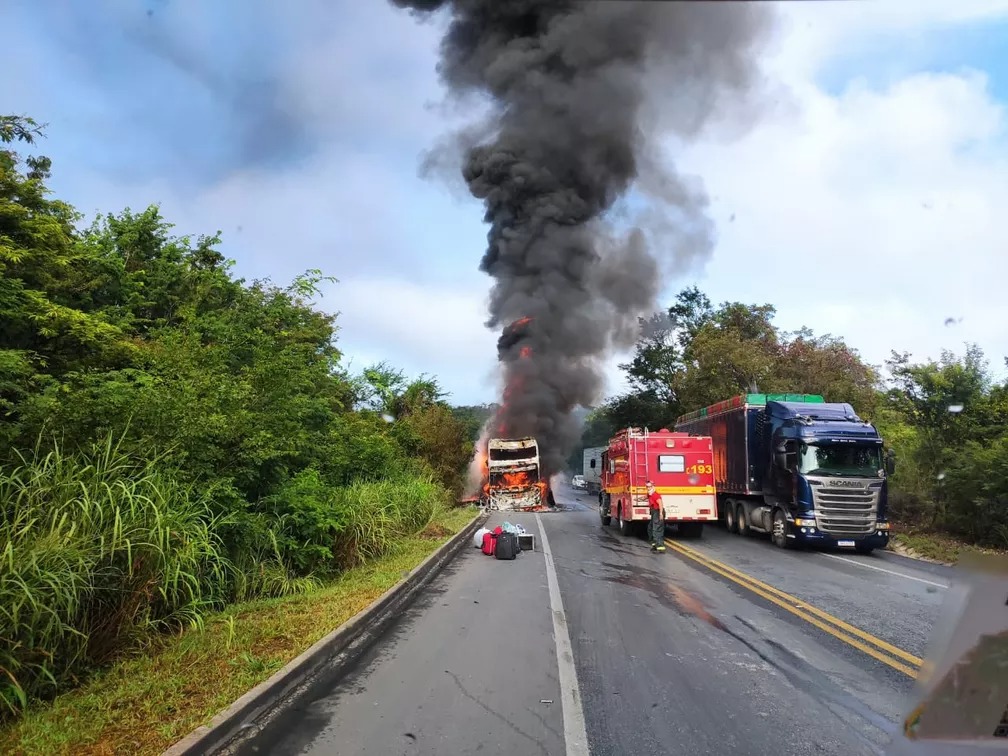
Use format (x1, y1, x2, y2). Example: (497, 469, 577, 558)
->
(665, 538, 924, 678)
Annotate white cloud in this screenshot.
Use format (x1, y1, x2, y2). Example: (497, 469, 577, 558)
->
(329, 277, 501, 406)
(14, 0, 1008, 409)
(262, 1, 1008, 400)
(765, 1, 1008, 82)
(329, 273, 646, 406)
(590, 3, 1008, 403)
(675, 63, 1008, 381)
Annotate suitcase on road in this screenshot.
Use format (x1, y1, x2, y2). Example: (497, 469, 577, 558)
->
(495, 531, 518, 560)
(481, 531, 497, 556)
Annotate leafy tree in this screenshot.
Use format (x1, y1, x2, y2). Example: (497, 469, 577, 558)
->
(395, 377, 448, 419)
(772, 329, 880, 414)
(619, 286, 715, 409)
(614, 287, 880, 423)
(360, 361, 407, 416)
(565, 405, 619, 473)
(885, 344, 990, 448)
(598, 287, 1008, 547)
(0, 117, 132, 442)
(400, 403, 472, 493)
(0, 112, 480, 717)
(678, 301, 779, 409)
(451, 403, 497, 442)
(880, 345, 1007, 537)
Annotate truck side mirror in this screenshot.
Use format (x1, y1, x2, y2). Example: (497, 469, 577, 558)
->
(885, 449, 896, 475)
(590, 459, 596, 469)
(774, 440, 796, 470)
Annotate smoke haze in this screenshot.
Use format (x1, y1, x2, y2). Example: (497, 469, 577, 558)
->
(392, 0, 774, 474)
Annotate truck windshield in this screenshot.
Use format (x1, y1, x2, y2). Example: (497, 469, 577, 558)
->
(797, 443, 882, 477)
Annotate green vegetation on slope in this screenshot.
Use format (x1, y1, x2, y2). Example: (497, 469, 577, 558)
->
(0, 115, 474, 721)
(0, 507, 475, 756)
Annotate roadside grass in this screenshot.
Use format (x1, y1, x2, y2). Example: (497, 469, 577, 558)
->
(0, 507, 477, 756)
(889, 523, 1007, 565)
(890, 531, 961, 565)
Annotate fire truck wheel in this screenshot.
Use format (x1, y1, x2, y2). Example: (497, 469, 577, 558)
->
(599, 496, 611, 526)
(618, 506, 634, 537)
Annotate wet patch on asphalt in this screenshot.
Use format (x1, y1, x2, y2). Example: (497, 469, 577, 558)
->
(589, 539, 899, 753)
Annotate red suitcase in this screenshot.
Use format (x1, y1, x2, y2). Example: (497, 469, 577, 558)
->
(481, 531, 497, 556)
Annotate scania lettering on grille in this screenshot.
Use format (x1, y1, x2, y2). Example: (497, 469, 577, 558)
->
(831, 480, 864, 487)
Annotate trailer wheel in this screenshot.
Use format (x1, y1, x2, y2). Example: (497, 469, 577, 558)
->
(723, 500, 738, 534)
(771, 508, 793, 549)
(618, 505, 634, 537)
(736, 502, 751, 537)
(599, 495, 611, 526)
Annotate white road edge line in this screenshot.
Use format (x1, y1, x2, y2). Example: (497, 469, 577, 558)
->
(819, 552, 948, 589)
(536, 514, 590, 756)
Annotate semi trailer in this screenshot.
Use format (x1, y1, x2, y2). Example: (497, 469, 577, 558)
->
(674, 394, 894, 553)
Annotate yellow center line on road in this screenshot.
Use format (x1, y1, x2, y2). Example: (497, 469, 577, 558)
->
(664, 538, 922, 678)
(670, 540, 924, 666)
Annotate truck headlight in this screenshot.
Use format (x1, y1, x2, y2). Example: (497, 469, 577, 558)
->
(875, 522, 890, 531)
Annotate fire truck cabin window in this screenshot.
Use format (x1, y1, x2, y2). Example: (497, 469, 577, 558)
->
(657, 455, 685, 473)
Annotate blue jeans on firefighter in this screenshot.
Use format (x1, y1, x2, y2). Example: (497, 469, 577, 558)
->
(649, 508, 665, 547)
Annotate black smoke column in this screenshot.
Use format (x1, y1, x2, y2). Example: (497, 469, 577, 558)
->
(392, 0, 773, 475)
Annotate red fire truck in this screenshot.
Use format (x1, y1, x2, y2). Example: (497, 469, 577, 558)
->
(599, 428, 718, 538)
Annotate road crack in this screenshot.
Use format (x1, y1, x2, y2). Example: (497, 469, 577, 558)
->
(444, 670, 551, 756)
(525, 704, 564, 742)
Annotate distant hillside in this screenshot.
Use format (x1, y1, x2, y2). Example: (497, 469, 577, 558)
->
(451, 404, 498, 442)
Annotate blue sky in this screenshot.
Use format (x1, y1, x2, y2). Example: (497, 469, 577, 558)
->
(4, 1, 1008, 406)
(816, 16, 1008, 101)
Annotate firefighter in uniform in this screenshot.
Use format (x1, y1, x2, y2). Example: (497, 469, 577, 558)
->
(646, 480, 665, 552)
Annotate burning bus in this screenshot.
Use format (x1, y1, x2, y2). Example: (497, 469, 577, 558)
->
(484, 437, 546, 510)
(464, 433, 557, 511)
(461, 316, 558, 511)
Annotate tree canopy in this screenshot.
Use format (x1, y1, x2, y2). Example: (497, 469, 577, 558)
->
(0, 115, 476, 717)
(571, 285, 1007, 549)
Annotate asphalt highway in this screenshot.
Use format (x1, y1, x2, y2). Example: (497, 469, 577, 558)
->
(237, 483, 967, 756)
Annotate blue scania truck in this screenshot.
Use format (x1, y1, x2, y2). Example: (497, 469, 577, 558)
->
(674, 394, 895, 553)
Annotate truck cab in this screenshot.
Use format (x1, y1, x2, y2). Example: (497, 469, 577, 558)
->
(675, 393, 894, 554)
(762, 400, 894, 552)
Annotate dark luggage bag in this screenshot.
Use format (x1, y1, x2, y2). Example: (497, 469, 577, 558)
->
(495, 531, 519, 560)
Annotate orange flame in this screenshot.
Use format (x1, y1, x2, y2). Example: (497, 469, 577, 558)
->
(465, 315, 552, 507)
